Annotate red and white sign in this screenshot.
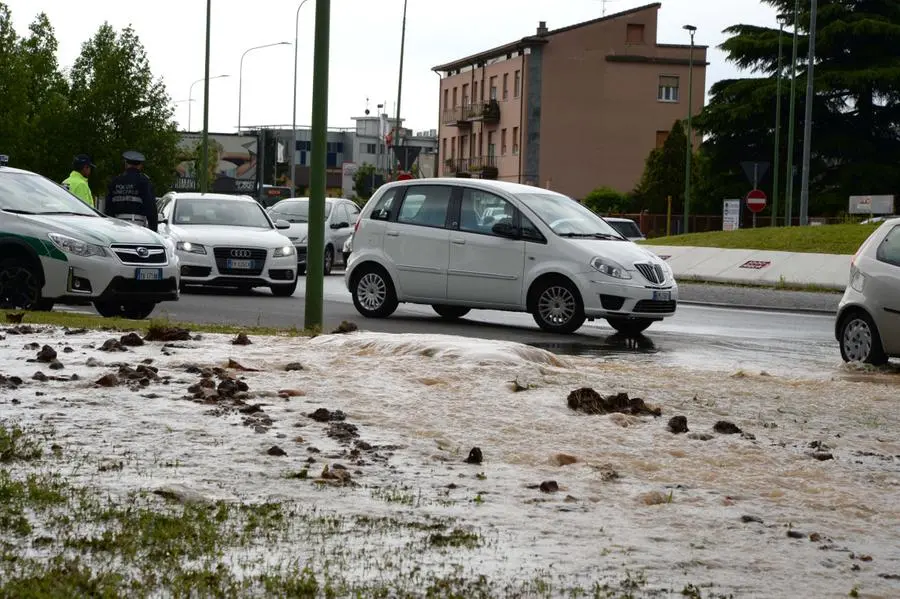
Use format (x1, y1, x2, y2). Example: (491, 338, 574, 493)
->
(746, 189, 767, 213)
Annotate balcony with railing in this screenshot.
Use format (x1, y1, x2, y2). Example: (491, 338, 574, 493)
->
(441, 100, 501, 127)
(443, 155, 499, 179)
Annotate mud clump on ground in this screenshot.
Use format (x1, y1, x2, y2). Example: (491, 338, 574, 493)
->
(145, 325, 192, 342)
(566, 388, 661, 417)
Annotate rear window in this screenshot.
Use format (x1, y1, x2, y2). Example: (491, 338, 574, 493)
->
(876, 225, 900, 267)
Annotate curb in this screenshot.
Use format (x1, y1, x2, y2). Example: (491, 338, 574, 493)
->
(678, 300, 837, 316)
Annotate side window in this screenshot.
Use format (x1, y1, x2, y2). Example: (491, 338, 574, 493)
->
(162, 199, 174, 220)
(347, 203, 361, 224)
(397, 186, 452, 228)
(876, 226, 900, 267)
(370, 189, 399, 221)
(459, 188, 515, 235)
(520, 214, 545, 243)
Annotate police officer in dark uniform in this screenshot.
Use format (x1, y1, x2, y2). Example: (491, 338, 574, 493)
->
(104, 150, 158, 232)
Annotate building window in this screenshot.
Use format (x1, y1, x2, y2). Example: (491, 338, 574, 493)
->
(362, 143, 377, 154)
(658, 76, 679, 102)
(451, 138, 456, 159)
(452, 87, 458, 107)
(655, 131, 669, 148)
(442, 138, 447, 159)
(461, 135, 468, 157)
(627, 23, 645, 44)
(512, 126, 519, 155)
(502, 73, 509, 100)
(489, 76, 497, 100)
(462, 83, 469, 107)
(473, 81, 478, 103)
(501, 128, 507, 155)
(295, 140, 311, 151)
(443, 89, 449, 110)
(326, 141, 343, 153)
(514, 70, 521, 98)
(487, 131, 495, 157)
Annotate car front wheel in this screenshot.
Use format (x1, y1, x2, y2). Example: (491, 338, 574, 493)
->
(351, 266, 398, 318)
(606, 317, 654, 336)
(93, 301, 157, 320)
(531, 278, 586, 334)
(0, 258, 45, 311)
(840, 310, 887, 365)
(271, 281, 298, 297)
(432, 305, 471, 320)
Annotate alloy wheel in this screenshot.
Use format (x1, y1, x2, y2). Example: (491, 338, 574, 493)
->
(0, 265, 40, 309)
(843, 318, 873, 362)
(357, 272, 387, 312)
(538, 285, 576, 326)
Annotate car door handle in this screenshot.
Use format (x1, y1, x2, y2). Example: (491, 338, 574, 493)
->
(385, 231, 399, 237)
(451, 239, 466, 245)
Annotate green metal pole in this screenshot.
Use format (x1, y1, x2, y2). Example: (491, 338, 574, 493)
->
(200, 0, 211, 193)
(303, 0, 330, 330)
(393, 0, 408, 177)
(683, 30, 695, 234)
(784, 0, 800, 226)
(772, 22, 784, 227)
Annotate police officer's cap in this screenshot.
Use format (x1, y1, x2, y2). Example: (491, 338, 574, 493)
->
(123, 150, 146, 164)
(73, 154, 96, 169)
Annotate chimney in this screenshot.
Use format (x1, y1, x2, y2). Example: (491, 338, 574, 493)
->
(537, 21, 548, 36)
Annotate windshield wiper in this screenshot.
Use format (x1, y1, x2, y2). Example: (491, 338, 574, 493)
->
(2, 208, 37, 214)
(557, 232, 623, 239)
(40, 211, 95, 216)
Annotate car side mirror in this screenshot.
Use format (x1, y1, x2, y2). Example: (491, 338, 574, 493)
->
(275, 219, 291, 230)
(492, 222, 520, 239)
(331, 221, 350, 229)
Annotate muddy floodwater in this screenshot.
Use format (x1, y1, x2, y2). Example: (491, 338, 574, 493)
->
(0, 325, 898, 597)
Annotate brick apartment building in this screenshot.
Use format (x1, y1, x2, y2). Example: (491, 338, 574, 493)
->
(432, 3, 708, 199)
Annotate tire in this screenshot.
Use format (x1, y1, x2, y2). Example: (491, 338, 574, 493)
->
(33, 299, 55, 312)
(270, 280, 298, 297)
(324, 246, 334, 276)
(531, 278, 586, 334)
(351, 265, 398, 319)
(0, 258, 45, 311)
(93, 301, 157, 320)
(839, 310, 887, 365)
(606, 317, 654, 336)
(432, 304, 471, 320)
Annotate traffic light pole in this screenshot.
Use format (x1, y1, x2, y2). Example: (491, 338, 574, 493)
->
(303, 0, 330, 330)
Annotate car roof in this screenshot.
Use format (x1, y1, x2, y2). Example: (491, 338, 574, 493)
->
(0, 166, 38, 176)
(172, 193, 257, 202)
(376, 177, 571, 199)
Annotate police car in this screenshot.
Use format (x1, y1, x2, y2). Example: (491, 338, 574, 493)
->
(0, 157, 180, 320)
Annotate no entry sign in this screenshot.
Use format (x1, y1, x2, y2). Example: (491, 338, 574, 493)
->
(746, 189, 767, 213)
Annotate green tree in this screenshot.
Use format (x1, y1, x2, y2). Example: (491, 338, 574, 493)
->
(583, 186, 631, 214)
(353, 163, 379, 200)
(695, 0, 900, 216)
(632, 120, 690, 213)
(68, 23, 180, 196)
(0, 3, 31, 168)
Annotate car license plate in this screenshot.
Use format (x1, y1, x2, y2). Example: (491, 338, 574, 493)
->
(652, 291, 671, 301)
(135, 268, 162, 281)
(226, 259, 254, 270)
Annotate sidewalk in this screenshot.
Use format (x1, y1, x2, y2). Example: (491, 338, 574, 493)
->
(676, 281, 841, 314)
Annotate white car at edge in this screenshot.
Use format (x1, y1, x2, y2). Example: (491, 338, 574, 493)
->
(345, 178, 677, 335)
(0, 163, 179, 320)
(156, 192, 299, 296)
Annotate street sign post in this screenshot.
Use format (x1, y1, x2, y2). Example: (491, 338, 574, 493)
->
(746, 189, 767, 228)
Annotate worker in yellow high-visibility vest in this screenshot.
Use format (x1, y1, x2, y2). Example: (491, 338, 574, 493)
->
(62, 154, 96, 207)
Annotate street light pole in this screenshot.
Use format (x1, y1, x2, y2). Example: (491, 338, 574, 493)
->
(200, 0, 212, 194)
(682, 24, 696, 235)
(772, 19, 785, 227)
(189, 74, 229, 132)
(238, 41, 291, 133)
(291, 0, 311, 198)
(393, 0, 409, 177)
(304, 0, 331, 330)
(799, 0, 818, 226)
(784, 0, 800, 226)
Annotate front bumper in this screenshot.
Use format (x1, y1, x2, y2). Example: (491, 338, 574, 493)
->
(576, 274, 678, 320)
(41, 251, 180, 304)
(177, 248, 296, 287)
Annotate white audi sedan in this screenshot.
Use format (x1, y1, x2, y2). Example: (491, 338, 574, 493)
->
(156, 192, 298, 296)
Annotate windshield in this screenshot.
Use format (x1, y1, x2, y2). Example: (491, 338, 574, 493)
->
(515, 193, 623, 238)
(272, 199, 332, 223)
(0, 171, 98, 217)
(607, 220, 643, 238)
(173, 198, 272, 228)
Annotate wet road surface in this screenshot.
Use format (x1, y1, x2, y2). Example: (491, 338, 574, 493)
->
(56, 275, 849, 378)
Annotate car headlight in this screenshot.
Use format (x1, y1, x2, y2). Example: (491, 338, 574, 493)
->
(273, 245, 295, 257)
(590, 256, 632, 279)
(659, 260, 673, 277)
(48, 233, 106, 258)
(176, 241, 207, 254)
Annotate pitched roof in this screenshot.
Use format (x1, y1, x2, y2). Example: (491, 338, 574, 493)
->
(432, 3, 664, 72)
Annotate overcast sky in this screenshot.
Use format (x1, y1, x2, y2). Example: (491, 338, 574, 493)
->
(7, 0, 777, 134)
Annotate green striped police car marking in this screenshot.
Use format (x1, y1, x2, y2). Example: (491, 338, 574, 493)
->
(0, 232, 68, 262)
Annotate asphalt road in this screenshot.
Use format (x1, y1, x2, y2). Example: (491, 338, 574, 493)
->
(60, 273, 840, 377)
